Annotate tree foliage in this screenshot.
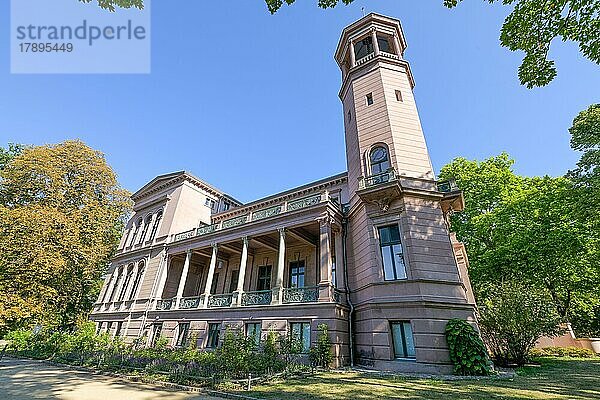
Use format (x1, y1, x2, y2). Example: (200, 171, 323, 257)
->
(569, 104, 600, 187)
(439, 154, 600, 337)
(78, 0, 143, 12)
(0, 143, 25, 171)
(0, 141, 131, 335)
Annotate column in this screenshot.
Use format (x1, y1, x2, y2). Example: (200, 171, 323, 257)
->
(334, 230, 346, 290)
(349, 41, 356, 67)
(154, 255, 170, 308)
(371, 29, 380, 56)
(318, 214, 334, 302)
(174, 250, 192, 309)
(271, 228, 286, 305)
(393, 33, 402, 56)
(202, 244, 219, 308)
(232, 237, 249, 307)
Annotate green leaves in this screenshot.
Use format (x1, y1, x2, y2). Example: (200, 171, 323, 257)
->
(447, 0, 600, 88)
(78, 0, 144, 12)
(445, 319, 491, 375)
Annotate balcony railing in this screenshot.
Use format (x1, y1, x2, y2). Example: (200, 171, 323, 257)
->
(207, 293, 233, 308)
(437, 179, 459, 193)
(358, 168, 397, 190)
(156, 298, 174, 310)
(240, 290, 272, 306)
(179, 295, 204, 309)
(171, 191, 333, 243)
(283, 286, 319, 303)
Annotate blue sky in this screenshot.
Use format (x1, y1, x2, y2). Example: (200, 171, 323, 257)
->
(1, 0, 598, 203)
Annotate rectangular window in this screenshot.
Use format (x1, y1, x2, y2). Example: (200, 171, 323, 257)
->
(229, 270, 239, 293)
(106, 322, 113, 334)
(395, 90, 403, 102)
(150, 323, 163, 347)
(245, 322, 261, 345)
(290, 322, 311, 353)
(210, 273, 219, 295)
(257, 265, 272, 291)
(378, 225, 407, 281)
(176, 322, 190, 348)
(366, 93, 374, 106)
(96, 322, 103, 335)
(391, 321, 416, 359)
(207, 323, 220, 348)
(114, 321, 123, 337)
(289, 260, 305, 288)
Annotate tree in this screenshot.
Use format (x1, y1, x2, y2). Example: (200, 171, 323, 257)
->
(0, 143, 25, 171)
(0, 140, 131, 334)
(78, 0, 143, 12)
(478, 281, 563, 366)
(569, 104, 600, 187)
(439, 154, 600, 337)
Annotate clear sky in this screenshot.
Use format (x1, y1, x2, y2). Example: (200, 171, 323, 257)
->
(1, 0, 598, 203)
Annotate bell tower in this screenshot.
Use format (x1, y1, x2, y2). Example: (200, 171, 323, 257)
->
(335, 14, 477, 373)
(335, 13, 434, 201)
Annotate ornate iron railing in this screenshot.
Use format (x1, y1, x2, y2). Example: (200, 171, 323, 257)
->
(283, 286, 319, 303)
(207, 294, 233, 308)
(221, 215, 248, 229)
(251, 205, 282, 221)
(358, 168, 397, 189)
(197, 224, 219, 236)
(437, 179, 459, 193)
(179, 296, 203, 309)
(173, 229, 196, 242)
(240, 290, 272, 306)
(286, 194, 322, 212)
(155, 298, 174, 310)
(334, 289, 346, 304)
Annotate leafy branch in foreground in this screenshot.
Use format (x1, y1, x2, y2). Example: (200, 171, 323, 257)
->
(78, 0, 144, 12)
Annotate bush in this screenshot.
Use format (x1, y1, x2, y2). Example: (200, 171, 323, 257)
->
(309, 324, 333, 369)
(445, 319, 491, 376)
(478, 281, 563, 366)
(529, 346, 596, 358)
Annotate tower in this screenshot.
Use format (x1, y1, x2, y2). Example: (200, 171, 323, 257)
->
(336, 13, 477, 373)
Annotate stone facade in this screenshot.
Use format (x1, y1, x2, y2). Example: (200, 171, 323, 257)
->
(90, 13, 477, 374)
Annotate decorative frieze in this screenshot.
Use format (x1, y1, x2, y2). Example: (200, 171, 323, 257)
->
(174, 229, 195, 242)
(221, 215, 248, 229)
(197, 224, 219, 236)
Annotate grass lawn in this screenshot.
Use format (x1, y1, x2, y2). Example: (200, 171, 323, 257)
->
(243, 357, 600, 399)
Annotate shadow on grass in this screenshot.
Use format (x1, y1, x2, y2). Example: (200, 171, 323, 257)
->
(244, 358, 600, 400)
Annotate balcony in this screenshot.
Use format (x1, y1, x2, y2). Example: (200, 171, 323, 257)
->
(356, 168, 402, 211)
(179, 296, 204, 309)
(156, 298, 174, 310)
(358, 168, 397, 190)
(437, 179, 459, 193)
(170, 187, 341, 245)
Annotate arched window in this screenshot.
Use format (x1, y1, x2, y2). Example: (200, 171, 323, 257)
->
(118, 264, 134, 302)
(370, 146, 390, 174)
(138, 215, 152, 244)
(130, 218, 142, 246)
(101, 274, 114, 303)
(129, 261, 145, 300)
(149, 210, 163, 241)
(109, 267, 123, 302)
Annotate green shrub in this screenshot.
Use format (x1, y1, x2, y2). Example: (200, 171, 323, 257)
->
(478, 281, 563, 366)
(309, 323, 333, 369)
(445, 319, 492, 376)
(529, 346, 596, 358)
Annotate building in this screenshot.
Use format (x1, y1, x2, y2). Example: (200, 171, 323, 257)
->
(90, 13, 478, 374)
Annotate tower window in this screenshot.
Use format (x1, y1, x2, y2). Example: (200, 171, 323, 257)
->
(395, 90, 403, 102)
(391, 321, 416, 359)
(366, 93, 374, 106)
(354, 36, 374, 60)
(370, 146, 390, 174)
(347, 111, 352, 122)
(378, 225, 406, 281)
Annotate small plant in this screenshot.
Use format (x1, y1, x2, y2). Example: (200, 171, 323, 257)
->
(309, 323, 333, 369)
(445, 319, 492, 376)
(529, 346, 596, 358)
